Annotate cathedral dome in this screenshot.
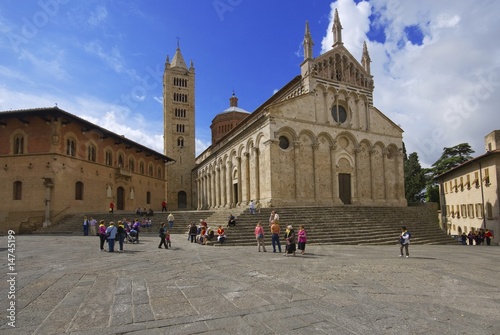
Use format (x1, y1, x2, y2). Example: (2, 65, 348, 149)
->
(210, 92, 249, 144)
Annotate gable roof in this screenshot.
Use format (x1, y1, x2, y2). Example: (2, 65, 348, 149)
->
(0, 107, 174, 162)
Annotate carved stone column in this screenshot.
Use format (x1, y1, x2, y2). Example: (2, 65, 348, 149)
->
(369, 146, 376, 201)
(216, 166, 221, 208)
(312, 140, 319, 200)
(252, 147, 260, 201)
(236, 156, 242, 206)
(293, 141, 301, 200)
(244, 152, 250, 203)
(330, 141, 340, 203)
(227, 161, 233, 207)
(353, 146, 361, 203)
(221, 164, 227, 207)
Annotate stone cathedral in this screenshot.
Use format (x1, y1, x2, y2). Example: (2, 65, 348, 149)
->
(163, 10, 407, 210)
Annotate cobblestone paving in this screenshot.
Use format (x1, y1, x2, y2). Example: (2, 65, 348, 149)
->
(1, 235, 499, 335)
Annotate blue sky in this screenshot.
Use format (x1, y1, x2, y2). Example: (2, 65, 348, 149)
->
(1, 0, 499, 167)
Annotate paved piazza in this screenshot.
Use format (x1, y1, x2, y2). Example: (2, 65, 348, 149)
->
(1, 234, 499, 335)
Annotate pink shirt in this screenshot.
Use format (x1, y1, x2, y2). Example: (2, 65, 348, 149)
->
(254, 226, 264, 237)
(298, 229, 307, 243)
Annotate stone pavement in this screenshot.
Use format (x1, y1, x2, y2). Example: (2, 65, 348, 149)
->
(1, 234, 499, 335)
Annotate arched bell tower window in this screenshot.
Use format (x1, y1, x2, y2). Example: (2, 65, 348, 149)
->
(331, 105, 347, 123)
(14, 135, 24, 154)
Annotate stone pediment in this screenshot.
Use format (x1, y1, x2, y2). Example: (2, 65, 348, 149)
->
(312, 45, 373, 90)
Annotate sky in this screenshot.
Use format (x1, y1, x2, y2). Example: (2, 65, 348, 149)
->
(1, 0, 499, 167)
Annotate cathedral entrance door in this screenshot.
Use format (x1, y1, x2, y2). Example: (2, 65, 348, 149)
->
(338, 173, 351, 204)
(117, 187, 125, 210)
(178, 191, 187, 209)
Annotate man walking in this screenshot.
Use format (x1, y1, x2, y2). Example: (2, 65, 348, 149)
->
(399, 226, 411, 258)
(161, 200, 167, 212)
(167, 213, 175, 229)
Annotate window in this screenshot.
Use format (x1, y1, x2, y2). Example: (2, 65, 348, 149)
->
(459, 177, 463, 191)
(13, 181, 22, 200)
(174, 108, 186, 118)
(105, 150, 113, 166)
(157, 167, 162, 179)
(473, 171, 479, 187)
(148, 164, 153, 176)
(177, 137, 184, 147)
(461, 204, 467, 218)
(279, 136, 290, 150)
(14, 135, 24, 154)
(331, 105, 347, 123)
(468, 204, 475, 218)
(66, 138, 76, 157)
(87, 144, 96, 162)
(75, 181, 84, 200)
(475, 203, 484, 219)
(483, 168, 490, 185)
(450, 205, 455, 218)
(444, 183, 448, 194)
(140, 162, 145, 174)
(118, 154, 124, 168)
(465, 174, 470, 189)
(129, 158, 135, 172)
(446, 205, 450, 217)
(146, 191, 151, 205)
(176, 124, 185, 133)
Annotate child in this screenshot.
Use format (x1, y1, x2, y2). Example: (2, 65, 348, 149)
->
(166, 230, 171, 249)
(297, 225, 307, 255)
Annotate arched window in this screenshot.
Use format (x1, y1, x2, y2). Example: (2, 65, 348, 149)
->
(148, 164, 154, 176)
(66, 138, 76, 156)
(157, 167, 162, 179)
(87, 144, 96, 162)
(146, 191, 151, 205)
(13, 181, 22, 200)
(14, 135, 24, 154)
(177, 137, 184, 147)
(129, 158, 135, 172)
(75, 181, 84, 200)
(140, 161, 145, 174)
(105, 150, 113, 166)
(118, 154, 124, 168)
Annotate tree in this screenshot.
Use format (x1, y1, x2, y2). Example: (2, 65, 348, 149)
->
(403, 148, 426, 204)
(425, 143, 475, 202)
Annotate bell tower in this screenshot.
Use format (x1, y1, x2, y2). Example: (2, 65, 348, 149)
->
(163, 44, 196, 209)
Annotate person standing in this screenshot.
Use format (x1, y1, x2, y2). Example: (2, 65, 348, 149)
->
(297, 225, 307, 255)
(83, 216, 89, 236)
(117, 221, 126, 252)
(167, 213, 175, 229)
(161, 200, 167, 212)
(189, 222, 198, 243)
(284, 225, 296, 256)
(109, 201, 115, 213)
(98, 220, 107, 251)
(158, 223, 167, 249)
(484, 229, 493, 246)
(270, 220, 281, 253)
(105, 221, 117, 252)
(399, 226, 411, 258)
(254, 221, 266, 252)
(249, 200, 256, 215)
(89, 217, 97, 236)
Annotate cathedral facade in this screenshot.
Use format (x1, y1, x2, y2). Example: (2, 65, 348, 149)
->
(164, 10, 407, 210)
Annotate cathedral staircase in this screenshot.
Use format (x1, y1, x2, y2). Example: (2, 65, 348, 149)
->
(33, 205, 459, 246)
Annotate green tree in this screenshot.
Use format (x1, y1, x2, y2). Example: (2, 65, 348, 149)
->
(403, 148, 426, 204)
(425, 143, 475, 202)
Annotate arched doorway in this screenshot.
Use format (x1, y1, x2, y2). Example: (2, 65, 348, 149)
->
(178, 191, 187, 209)
(117, 187, 125, 210)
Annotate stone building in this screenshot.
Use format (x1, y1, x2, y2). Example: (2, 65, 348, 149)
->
(436, 130, 500, 244)
(186, 10, 407, 209)
(0, 107, 173, 233)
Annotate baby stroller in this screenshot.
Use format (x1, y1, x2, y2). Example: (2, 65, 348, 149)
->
(126, 229, 138, 244)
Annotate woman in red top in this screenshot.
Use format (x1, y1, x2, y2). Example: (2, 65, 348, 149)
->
(217, 225, 226, 244)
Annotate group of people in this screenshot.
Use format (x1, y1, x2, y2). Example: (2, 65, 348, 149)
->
(135, 207, 154, 217)
(253, 211, 308, 255)
(187, 219, 227, 245)
(461, 229, 494, 246)
(90, 217, 145, 252)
